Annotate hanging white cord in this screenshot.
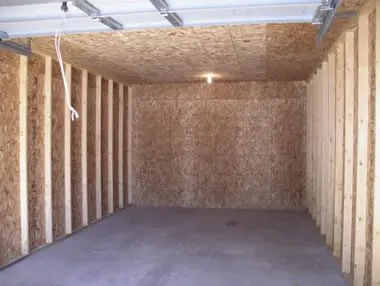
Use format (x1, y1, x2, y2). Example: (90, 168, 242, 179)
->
(55, 11, 79, 121)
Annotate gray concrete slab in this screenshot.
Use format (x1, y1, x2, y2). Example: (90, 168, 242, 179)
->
(0, 207, 347, 286)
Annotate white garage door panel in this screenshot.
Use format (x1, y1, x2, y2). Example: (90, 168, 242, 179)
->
(0, 0, 323, 38)
(167, 0, 321, 10)
(0, 2, 87, 22)
(180, 5, 318, 26)
(90, 0, 156, 14)
(112, 14, 171, 29)
(1, 17, 108, 37)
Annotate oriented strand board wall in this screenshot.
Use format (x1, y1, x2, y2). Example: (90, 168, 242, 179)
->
(101, 79, 108, 216)
(132, 82, 306, 209)
(71, 67, 82, 230)
(0, 51, 20, 266)
(27, 54, 45, 249)
(87, 73, 97, 222)
(0, 53, 128, 267)
(51, 61, 65, 239)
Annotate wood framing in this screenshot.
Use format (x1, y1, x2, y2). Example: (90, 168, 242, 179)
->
(315, 68, 322, 227)
(372, 1, 380, 284)
(314, 74, 317, 219)
(64, 63, 72, 235)
(118, 84, 124, 209)
(307, 77, 311, 214)
(81, 69, 88, 226)
(310, 75, 316, 218)
(326, 51, 336, 247)
(334, 40, 345, 257)
(95, 75, 102, 219)
(321, 61, 329, 236)
(342, 29, 356, 275)
(312, 74, 317, 220)
(309, 78, 315, 215)
(353, 9, 370, 286)
(127, 86, 133, 204)
(108, 80, 114, 214)
(360, 0, 376, 16)
(19, 55, 29, 255)
(311, 75, 316, 219)
(306, 80, 311, 213)
(44, 56, 53, 244)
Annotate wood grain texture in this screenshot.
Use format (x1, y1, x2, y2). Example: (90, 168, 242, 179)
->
(64, 64, 72, 235)
(365, 9, 376, 286)
(339, 0, 367, 11)
(52, 61, 65, 240)
(118, 84, 124, 209)
(95, 75, 102, 219)
(113, 83, 119, 211)
(0, 51, 21, 266)
(87, 73, 97, 223)
(312, 74, 318, 220)
(30, 20, 355, 84)
(354, 8, 371, 285)
(315, 68, 322, 228)
(311, 74, 317, 220)
(307, 76, 315, 218)
(127, 87, 133, 204)
(321, 61, 329, 236)
(44, 56, 53, 244)
(19, 55, 29, 256)
(107, 80, 114, 214)
(334, 40, 345, 258)
(27, 54, 45, 249)
(304, 2, 377, 284)
(123, 86, 129, 206)
(0, 52, 127, 267)
(326, 51, 336, 247)
(71, 67, 82, 231)
(81, 69, 88, 226)
(132, 82, 305, 209)
(101, 79, 108, 216)
(372, 1, 380, 284)
(342, 29, 356, 275)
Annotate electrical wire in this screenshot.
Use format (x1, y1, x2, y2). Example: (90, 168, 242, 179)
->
(55, 10, 79, 121)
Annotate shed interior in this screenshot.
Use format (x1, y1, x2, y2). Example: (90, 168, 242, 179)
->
(0, 0, 379, 285)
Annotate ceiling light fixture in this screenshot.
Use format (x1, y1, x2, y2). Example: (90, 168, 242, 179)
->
(206, 75, 213, 84)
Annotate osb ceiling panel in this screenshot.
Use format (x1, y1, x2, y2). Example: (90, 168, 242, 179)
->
(338, 0, 367, 11)
(30, 0, 364, 84)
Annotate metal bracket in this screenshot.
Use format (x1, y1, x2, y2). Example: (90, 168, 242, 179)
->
(0, 33, 32, 56)
(313, 0, 343, 45)
(149, 0, 183, 27)
(72, 0, 123, 30)
(0, 31, 9, 38)
(336, 11, 357, 18)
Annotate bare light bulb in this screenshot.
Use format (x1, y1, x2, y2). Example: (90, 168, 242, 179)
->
(206, 75, 213, 84)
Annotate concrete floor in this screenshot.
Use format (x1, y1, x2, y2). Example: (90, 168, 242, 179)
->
(0, 206, 346, 286)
